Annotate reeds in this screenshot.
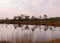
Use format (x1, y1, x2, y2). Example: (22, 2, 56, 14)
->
(0, 39, 60, 43)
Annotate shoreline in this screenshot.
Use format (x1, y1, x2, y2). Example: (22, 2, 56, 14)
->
(0, 20, 60, 26)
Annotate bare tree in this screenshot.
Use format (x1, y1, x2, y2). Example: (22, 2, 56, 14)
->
(39, 16, 41, 19)
(25, 16, 30, 20)
(13, 16, 17, 20)
(44, 14, 47, 19)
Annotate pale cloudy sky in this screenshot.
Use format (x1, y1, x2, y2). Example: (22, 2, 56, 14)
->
(0, 0, 60, 19)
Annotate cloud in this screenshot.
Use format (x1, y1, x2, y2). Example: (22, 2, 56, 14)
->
(0, 0, 60, 18)
(46, 0, 60, 17)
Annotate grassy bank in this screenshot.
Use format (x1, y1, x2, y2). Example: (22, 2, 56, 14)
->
(0, 19, 60, 26)
(0, 39, 60, 43)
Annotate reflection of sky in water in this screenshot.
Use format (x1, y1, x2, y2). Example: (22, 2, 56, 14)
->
(0, 24, 60, 42)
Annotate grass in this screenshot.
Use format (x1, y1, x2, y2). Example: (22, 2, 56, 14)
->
(0, 20, 60, 26)
(0, 39, 60, 43)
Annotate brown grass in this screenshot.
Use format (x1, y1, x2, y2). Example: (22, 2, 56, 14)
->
(0, 39, 60, 43)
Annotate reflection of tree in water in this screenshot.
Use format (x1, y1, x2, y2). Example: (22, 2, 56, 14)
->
(25, 25, 29, 30)
(18, 24, 23, 27)
(14, 24, 23, 29)
(50, 27, 52, 30)
(39, 25, 41, 30)
(31, 28, 35, 32)
(50, 26, 56, 31)
(59, 27, 60, 31)
(3, 24, 9, 28)
(13, 24, 57, 32)
(5, 24, 8, 28)
(44, 25, 48, 31)
(43, 25, 55, 31)
(54, 26, 57, 28)
(31, 25, 38, 32)
(34, 25, 38, 29)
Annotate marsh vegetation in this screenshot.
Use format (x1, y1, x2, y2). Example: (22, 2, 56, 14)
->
(0, 14, 60, 43)
(0, 14, 60, 26)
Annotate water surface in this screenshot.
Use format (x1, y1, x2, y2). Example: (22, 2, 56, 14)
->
(0, 24, 60, 42)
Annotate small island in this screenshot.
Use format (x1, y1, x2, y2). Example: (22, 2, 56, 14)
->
(0, 14, 60, 26)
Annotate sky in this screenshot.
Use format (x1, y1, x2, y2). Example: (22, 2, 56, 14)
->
(0, 0, 60, 19)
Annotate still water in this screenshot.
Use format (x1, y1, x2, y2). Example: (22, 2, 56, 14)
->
(0, 24, 60, 42)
